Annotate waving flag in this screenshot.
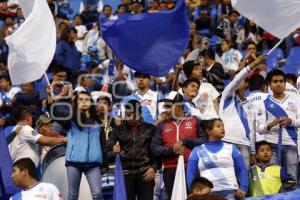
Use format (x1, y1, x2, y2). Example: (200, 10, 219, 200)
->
(0, 128, 20, 199)
(231, 0, 300, 39)
(113, 154, 127, 200)
(101, 0, 189, 77)
(5, 0, 56, 85)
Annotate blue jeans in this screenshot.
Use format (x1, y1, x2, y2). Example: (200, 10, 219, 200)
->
(271, 144, 298, 182)
(213, 190, 236, 200)
(67, 166, 103, 200)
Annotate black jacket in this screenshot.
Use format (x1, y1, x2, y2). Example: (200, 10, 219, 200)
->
(106, 120, 161, 172)
(204, 62, 225, 93)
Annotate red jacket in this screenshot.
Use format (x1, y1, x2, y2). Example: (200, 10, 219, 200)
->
(151, 116, 204, 169)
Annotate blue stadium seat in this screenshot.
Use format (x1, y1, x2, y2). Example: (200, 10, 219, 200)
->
(263, 48, 284, 71)
(283, 64, 300, 75)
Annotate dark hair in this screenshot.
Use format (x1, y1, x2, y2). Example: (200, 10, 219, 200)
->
(13, 158, 37, 179)
(183, 61, 200, 78)
(200, 48, 215, 60)
(183, 78, 200, 88)
(59, 26, 77, 41)
(248, 75, 265, 91)
(201, 118, 222, 137)
(222, 39, 233, 48)
(0, 73, 11, 85)
(97, 96, 112, 106)
(125, 99, 142, 114)
(73, 91, 99, 129)
(13, 106, 31, 122)
(191, 176, 214, 192)
(255, 141, 273, 153)
(286, 73, 297, 85)
(117, 4, 127, 12)
(229, 10, 239, 16)
(247, 41, 257, 48)
(103, 4, 112, 10)
(266, 69, 286, 84)
(52, 66, 68, 75)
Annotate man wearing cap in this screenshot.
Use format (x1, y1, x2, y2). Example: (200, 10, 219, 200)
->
(151, 93, 204, 199)
(36, 115, 65, 161)
(118, 71, 163, 125)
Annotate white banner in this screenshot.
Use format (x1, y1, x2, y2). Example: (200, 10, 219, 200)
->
(5, 0, 56, 85)
(232, 0, 300, 39)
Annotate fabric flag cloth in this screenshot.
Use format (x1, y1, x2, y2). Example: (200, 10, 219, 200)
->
(113, 154, 127, 200)
(0, 128, 20, 199)
(231, 0, 300, 39)
(171, 155, 187, 200)
(101, 0, 189, 77)
(5, 0, 56, 85)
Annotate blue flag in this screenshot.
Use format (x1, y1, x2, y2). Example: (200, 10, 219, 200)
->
(101, 0, 190, 77)
(0, 128, 20, 199)
(113, 154, 127, 200)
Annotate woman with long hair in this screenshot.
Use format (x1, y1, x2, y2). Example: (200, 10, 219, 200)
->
(65, 91, 104, 200)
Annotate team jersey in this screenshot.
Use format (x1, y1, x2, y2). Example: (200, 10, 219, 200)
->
(9, 125, 41, 167)
(257, 93, 300, 146)
(187, 141, 248, 192)
(244, 91, 269, 153)
(219, 66, 253, 146)
(10, 182, 63, 200)
(221, 48, 243, 73)
(178, 82, 219, 120)
(118, 89, 163, 124)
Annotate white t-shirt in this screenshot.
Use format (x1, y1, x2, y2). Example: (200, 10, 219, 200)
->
(9, 125, 42, 167)
(221, 48, 243, 73)
(9, 182, 63, 200)
(179, 82, 219, 119)
(0, 87, 21, 106)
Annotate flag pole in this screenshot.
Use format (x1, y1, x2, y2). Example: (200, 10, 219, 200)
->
(44, 72, 54, 97)
(266, 38, 285, 56)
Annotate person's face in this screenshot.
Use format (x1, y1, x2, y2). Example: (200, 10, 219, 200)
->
(247, 44, 257, 55)
(59, 22, 67, 31)
(171, 103, 185, 118)
(11, 167, 26, 187)
(270, 75, 286, 95)
(118, 6, 127, 15)
(5, 17, 14, 26)
(208, 120, 225, 140)
(80, 75, 92, 87)
(183, 82, 200, 100)
(97, 99, 110, 114)
(191, 65, 203, 79)
(256, 144, 272, 164)
(229, 13, 238, 23)
(131, 3, 142, 13)
(74, 16, 82, 26)
(39, 123, 54, 137)
(192, 185, 211, 195)
(221, 41, 230, 52)
(69, 29, 77, 41)
(77, 93, 92, 112)
(53, 71, 67, 82)
(21, 83, 34, 94)
(190, 23, 196, 37)
(16, 8, 23, 17)
(0, 78, 10, 90)
(136, 76, 150, 90)
(125, 109, 140, 124)
(103, 6, 112, 17)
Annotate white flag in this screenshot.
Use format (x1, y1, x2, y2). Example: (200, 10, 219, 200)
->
(5, 0, 56, 85)
(231, 0, 300, 39)
(171, 155, 187, 200)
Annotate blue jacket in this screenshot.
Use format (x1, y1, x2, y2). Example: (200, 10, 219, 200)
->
(65, 122, 103, 164)
(55, 40, 81, 71)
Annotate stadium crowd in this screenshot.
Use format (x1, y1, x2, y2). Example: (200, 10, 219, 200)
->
(0, 0, 300, 200)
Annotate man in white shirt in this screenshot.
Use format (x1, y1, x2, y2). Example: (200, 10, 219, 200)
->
(10, 158, 63, 200)
(244, 75, 269, 164)
(9, 106, 67, 167)
(219, 55, 266, 169)
(257, 69, 300, 181)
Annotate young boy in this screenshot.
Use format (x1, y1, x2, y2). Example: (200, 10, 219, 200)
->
(249, 141, 294, 197)
(10, 158, 63, 200)
(187, 177, 225, 200)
